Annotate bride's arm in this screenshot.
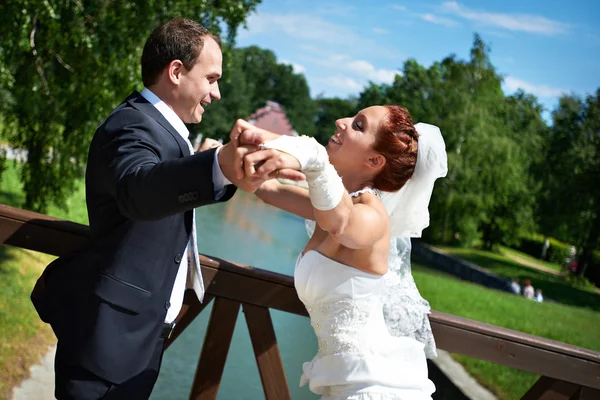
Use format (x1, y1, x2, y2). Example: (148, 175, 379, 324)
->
(314, 192, 388, 249)
(255, 179, 314, 220)
(233, 120, 388, 247)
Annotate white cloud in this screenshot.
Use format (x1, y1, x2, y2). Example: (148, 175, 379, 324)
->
(280, 60, 306, 74)
(347, 60, 398, 83)
(325, 76, 363, 91)
(440, 1, 570, 36)
(504, 76, 566, 98)
(392, 5, 407, 11)
(309, 54, 400, 84)
(420, 13, 460, 28)
(241, 12, 393, 56)
(373, 27, 390, 35)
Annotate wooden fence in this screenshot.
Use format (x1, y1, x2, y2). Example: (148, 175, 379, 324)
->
(1, 204, 598, 400)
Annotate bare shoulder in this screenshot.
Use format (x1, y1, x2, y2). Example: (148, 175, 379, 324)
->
(352, 192, 388, 220)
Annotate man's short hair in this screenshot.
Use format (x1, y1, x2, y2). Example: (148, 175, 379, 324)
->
(141, 17, 221, 87)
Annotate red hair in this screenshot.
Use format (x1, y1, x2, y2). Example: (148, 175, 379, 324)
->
(372, 105, 419, 192)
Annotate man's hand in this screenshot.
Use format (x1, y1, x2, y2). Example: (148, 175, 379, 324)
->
(230, 119, 264, 148)
(218, 141, 305, 193)
(228, 118, 302, 181)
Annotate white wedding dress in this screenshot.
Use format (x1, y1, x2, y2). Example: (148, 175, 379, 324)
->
(295, 249, 436, 400)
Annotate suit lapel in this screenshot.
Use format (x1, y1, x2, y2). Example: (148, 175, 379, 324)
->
(126, 91, 190, 157)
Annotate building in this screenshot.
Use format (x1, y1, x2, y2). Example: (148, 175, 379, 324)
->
(247, 101, 297, 136)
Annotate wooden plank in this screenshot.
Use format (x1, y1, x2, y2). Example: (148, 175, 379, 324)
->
(431, 322, 600, 390)
(243, 304, 291, 400)
(200, 253, 296, 287)
(431, 311, 600, 364)
(521, 376, 581, 400)
(202, 264, 307, 317)
(164, 292, 214, 350)
(189, 297, 240, 400)
(0, 205, 89, 256)
(579, 387, 600, 400)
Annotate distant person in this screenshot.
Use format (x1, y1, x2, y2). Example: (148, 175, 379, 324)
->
(523, 280, 535, 300)
(541, 238, 550, 260)
(509, 278, 521, 295)
(535, 289, 544, 303)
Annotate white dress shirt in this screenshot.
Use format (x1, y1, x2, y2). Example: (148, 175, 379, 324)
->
(140, 88, 231, 323)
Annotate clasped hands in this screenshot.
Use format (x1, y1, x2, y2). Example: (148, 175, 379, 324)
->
(218, 119, 305, 193)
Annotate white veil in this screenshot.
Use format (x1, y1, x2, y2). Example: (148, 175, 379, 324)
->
(380, 123, 448, 359)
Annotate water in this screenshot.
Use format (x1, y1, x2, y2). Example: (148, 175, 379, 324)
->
(150, 192, 319, 400)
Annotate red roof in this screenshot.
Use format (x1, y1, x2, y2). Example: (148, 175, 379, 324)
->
(247, 101, 297, 136)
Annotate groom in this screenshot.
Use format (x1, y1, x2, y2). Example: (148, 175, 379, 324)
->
(31, 17, 300, 400)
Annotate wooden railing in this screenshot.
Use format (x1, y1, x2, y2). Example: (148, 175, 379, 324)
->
(1, 203, 599, 400)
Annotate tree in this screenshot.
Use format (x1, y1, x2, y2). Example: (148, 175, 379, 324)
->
(538, 90, 600, 275)
(0, 0, 260, 212)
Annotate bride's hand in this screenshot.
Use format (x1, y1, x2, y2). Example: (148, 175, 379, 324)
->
(243, 148, 303, 180)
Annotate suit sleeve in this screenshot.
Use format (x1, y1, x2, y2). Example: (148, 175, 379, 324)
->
(97, 109, 236, 221)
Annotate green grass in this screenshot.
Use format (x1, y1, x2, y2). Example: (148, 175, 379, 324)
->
(434, 245, 600, 312)
(0, 161, 86, 399)
(0, 160, 88, 225)
(0, 245, 55, 399)
(499, 245, 563, 273)
(412, 262, 600, 400)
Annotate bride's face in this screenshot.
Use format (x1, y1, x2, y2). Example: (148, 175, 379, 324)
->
(327, 106, 387, 170)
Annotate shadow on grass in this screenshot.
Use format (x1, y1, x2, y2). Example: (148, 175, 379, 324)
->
(454, 250, 600, 312)
(0, 244, 18, 276)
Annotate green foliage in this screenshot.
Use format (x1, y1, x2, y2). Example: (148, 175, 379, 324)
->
(515, 235, 546, 260)
(563, 272, 597, 291)
(536, 89, 600, 275)
(0, 0, 261, 212)
(546, 238, 573, 265)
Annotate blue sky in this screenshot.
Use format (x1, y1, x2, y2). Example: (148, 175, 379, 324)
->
(236, 0, 600, 118)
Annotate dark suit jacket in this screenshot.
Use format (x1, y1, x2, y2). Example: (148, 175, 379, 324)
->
(31, 91, 236, 384)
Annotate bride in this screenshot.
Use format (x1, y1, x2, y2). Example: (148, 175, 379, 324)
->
(232, 105, 447, 399)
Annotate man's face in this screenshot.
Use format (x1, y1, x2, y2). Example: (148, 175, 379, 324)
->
(175, 37, 222, 124)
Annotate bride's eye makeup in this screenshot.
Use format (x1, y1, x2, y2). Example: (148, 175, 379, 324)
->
(352, 120, 363, 131)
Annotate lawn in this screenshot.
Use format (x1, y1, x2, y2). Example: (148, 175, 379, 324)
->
(0, 162, 86, 400)
(412, 262, 600, 400)
(0, 159, 88, 225)
(499, 245, 564, 273)
(434, 245, 600, 312)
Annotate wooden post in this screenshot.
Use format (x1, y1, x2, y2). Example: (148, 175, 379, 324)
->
(243, 303, 291, 400)
(189, 297, 240, 400)
(521, 376, 582, 400)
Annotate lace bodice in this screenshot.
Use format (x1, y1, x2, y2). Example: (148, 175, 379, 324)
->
(296, 251, 389, 357)
(307, 298, 375, 356)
